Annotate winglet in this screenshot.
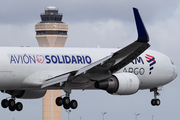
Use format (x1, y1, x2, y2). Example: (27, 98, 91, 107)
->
(133, 8, 149, 43)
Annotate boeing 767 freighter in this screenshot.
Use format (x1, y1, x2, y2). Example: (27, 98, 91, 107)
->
(0, 8, 178, 111)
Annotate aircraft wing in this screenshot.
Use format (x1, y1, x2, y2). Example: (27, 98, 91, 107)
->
(41, 8, 150, 90)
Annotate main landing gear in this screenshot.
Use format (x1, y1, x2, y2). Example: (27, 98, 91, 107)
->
(56, 81, 78, 110)
(1, 98, 23, 111)
(150, 88, 161, 106)
(55, 94, 78, 109)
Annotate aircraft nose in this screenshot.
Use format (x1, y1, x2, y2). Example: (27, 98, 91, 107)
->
(172, 65, 178, 80)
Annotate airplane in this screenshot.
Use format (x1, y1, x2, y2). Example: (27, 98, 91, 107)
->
(0, 8, 178, 112)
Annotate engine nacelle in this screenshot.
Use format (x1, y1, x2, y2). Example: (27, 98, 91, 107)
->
(94, 73, 140, 95)
(4, 90, 46, 99)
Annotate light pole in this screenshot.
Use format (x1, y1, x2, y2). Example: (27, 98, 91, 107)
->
(66, 110, 71, 120)
(152, 115, 154, 120)
(134, 113, 140, 120)
(102, 112, 107, 120)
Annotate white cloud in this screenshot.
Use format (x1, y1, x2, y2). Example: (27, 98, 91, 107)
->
(146, 3, 180, 65)
(66, 19, 136, 48)
(0, 23, 38, 46)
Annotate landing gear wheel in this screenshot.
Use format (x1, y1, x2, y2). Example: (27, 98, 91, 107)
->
(8, 99, 15, 107)
(151, 99, 161, 106)
(155, 99, 161, 106)
(70, 100, 78, 109)
(63, 97, 70, 105)
(56, 97, 63, 106)
(1, 99, 9, 108)
(15, 102, 23, 111)
(63, 97, 70, 109)
(9, 106, 15, 112)
(151, 99, 156, 106)
(63, 103, 70, 109)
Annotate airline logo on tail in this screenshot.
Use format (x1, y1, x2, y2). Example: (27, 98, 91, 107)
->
(145, 54, 156, 74)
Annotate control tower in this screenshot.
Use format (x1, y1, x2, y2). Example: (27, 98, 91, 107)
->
(35, 6, 68, 47)
(35, 6, 68, 120)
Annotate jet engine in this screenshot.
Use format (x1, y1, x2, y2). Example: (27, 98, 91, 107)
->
(94, 73, 140, 95)
(3, 90, 46, 99)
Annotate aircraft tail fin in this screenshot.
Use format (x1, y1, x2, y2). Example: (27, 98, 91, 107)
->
(133, 8, 149, 43)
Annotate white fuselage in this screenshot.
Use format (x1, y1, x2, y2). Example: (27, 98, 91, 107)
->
(0, 47, 177, 90)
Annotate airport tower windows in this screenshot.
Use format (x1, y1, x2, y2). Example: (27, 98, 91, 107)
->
(36, 31, 67, 35)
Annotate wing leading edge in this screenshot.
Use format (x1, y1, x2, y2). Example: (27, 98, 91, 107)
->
(41, 8, 150, 89)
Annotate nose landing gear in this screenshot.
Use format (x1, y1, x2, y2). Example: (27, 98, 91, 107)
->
(150, 88, 161, 106)
(151, 98, 160, 106)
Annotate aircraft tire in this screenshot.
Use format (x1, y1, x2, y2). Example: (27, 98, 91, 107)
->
(151, 99, 156, 106)
(8, 99, 15, 107)
(70, 100, 78, 109)
(63, 103, 70, 109)
(9, 106, 15, 112)
(56, 97, 63, 106)
(63, 97, 70, 105)
(15, 102, 23, 111)
(1, 99, 9, 108)
(155, 99, 160, 106)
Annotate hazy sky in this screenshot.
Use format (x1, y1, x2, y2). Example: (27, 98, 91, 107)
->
(0, 0, 180, 120)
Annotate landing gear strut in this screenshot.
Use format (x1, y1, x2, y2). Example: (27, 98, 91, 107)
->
(150, 88, 161, 106)
(1, 97, 23, 111)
